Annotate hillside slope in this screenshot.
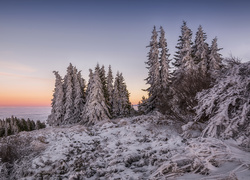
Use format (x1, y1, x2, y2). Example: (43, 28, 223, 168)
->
(1, 113, 250, 179)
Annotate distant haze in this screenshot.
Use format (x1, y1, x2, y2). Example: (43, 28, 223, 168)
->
(0, 107, 51, 122)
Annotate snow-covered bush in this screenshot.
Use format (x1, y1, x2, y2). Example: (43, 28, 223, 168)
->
(193, 61, 250, 146)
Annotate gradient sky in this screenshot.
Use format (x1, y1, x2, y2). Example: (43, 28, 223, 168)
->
(0, 0, 250, 106)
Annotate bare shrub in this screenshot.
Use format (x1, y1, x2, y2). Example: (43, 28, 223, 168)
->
(0, 136, 33, 164)
(0, 142, 19, 164)
(223, 54, 241, 67)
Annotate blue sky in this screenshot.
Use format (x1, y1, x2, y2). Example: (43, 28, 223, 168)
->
(0, 0, 250, 106)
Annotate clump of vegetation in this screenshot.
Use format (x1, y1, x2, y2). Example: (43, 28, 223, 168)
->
(0, 134, 35, 178)
(47, 63, 133, 127)
(139, 22, 223, 120)
(0, 116, 46, 138)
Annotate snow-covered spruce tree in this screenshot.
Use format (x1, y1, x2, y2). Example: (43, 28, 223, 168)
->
(144, 26, 161, 113)
(99, 65, 109, 106)
(112, 72, 120, 117)
(189, 61, 250, 147)
(138, 96, 148, 115)
(86, 69, 93, 97)
(193, 25, 209, 74)
(63, 63, 75, 124)
(159, 26, 171, 91)
(208, 37, 223, 78)
(171, 22, 211, 120)
(112, 72, 132, 117)
(181, 22, 194, 73)
(95, 63, 100, 73)
(47, 71, 65, 126)
(81, 68, 110, 125)
(158, 26, 172, 113)
(173, 21, 194, 77)
(77, 70, 86, 100)
(94, 64, 109, 104)
(72, 67, 86, 123)
(107, 65, 114, 115)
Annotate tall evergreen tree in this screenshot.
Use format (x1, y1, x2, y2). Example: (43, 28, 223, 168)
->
(208, 37, 223, 77)
(73, 67, 85, 123)
(86, 69, 93, 97)
(181, 22, 194, 73)
(77, 70, 86, 101)
(99, 65, 109, 105)
(112, 72, 131, 117)
(63, 63, 75, 124)
(95, 63, 100, 72)
(81, 68, 110, 125)
(112, 72, 120, 117)
(107, 65, 114, 115)
(145, 26, 161, 112)
(174, 21, 194, 76)
(47, 71, 65, 126)
(193, 25, 209, 73)
(158, 26, 172, 113)
(159, 26, 171, 90)
(138, 96, 147, 114)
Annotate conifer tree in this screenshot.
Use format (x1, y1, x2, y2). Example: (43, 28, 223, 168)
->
(193, 25, 209, 73)
(112, 72, 131, 117)
(99, 65, 109, 105)
(181, 22, 194, 73)
(172, 22, 206, 118)
(47, 71, 65, 126)
(112, 72, 120, 117)
(158, 26, 172, 113)
(73, 66, 85, 123)
(86, 69, 93, 97)
(107, 65, 114, 115)
(95, 63, 100, 72)
(145, 26, 161, 112)
(138, 96, 147, 114)
(36, 120, 46, 129)
(174, 21, 194, 76)
(77, 70, 86, 101)
(159, 26, 171, 91)
(119, 74, 131, 116)
(81, 68, 110, 125)
(63, 63, 75, 124)
(208, 37, 223, 77)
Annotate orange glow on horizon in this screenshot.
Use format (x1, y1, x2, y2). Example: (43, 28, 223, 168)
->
(0, 89, 52, 107)
(130, 90, 147, 105)
(0, 81, 146, 107)
(0, 93, 144, 107)
(0, 95, 52, 107)
(0, 95, 142, 107)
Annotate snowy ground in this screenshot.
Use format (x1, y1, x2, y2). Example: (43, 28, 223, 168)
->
(0, 113, 250, 180)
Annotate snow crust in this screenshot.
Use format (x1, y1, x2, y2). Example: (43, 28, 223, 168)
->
(1, 113, 250, 179)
